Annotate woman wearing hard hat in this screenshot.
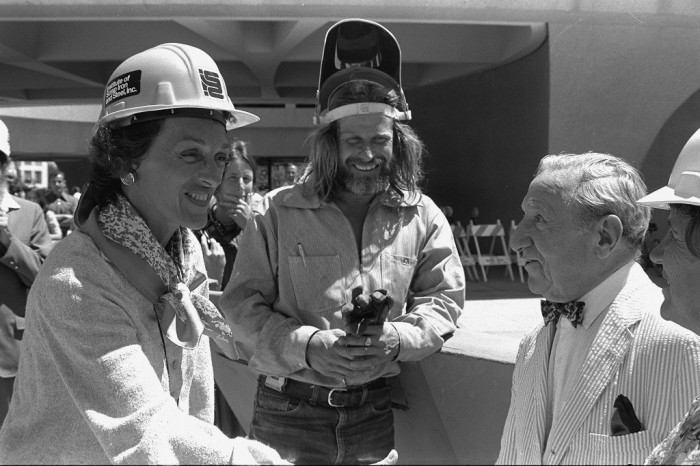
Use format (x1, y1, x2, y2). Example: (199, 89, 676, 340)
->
(638, 128, 700, 465)
(0, 43, 288, 464)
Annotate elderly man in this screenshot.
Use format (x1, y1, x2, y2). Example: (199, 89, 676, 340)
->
(221, 19, 464, 464)
(497, 152, 700, 465)
(0, 119, 52, 424)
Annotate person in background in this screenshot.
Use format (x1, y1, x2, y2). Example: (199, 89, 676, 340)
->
(0, 119, 52, 426)
(200, 139, 262, 290)
(197, 138, 262, 439)
(34, 190, 63, 242)
(220, 19, 461, 464)
(44, 170, 77, 237)
(0, 43, 287, 464)
(638, 128, 700, 464)
(281, 162, 298, 186)
(498, 152, 700, 465)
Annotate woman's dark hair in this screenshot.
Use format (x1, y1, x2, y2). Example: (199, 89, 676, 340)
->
(673, 203, 700, 258)
(87, 121, 162, 207)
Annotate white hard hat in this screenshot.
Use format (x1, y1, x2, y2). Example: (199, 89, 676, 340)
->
(314, 19, 411, 125)
(638, 127, 700, 209)
(0, 119, 9, 158)
(97, 43, 259, 130)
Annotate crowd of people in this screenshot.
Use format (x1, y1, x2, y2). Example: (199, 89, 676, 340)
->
(0, 17, 698, 466)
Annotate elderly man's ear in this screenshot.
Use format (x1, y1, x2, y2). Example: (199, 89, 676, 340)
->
(594, 214, 624, 259)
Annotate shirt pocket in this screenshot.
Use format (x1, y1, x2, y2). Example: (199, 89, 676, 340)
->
(587, 430, 655, 465)
(288, 255, 345, 314)
(380, 252, 418, 310)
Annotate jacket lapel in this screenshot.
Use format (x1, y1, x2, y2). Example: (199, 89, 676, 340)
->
(546, 268, 645, 462)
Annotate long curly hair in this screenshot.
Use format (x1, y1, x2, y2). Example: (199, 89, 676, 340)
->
(300, 80, 424, 201)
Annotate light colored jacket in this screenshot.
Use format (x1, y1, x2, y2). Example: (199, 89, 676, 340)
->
(0, 229, 279, 464)
(220, 183, 465, 387)
(497, 263, 700, 465)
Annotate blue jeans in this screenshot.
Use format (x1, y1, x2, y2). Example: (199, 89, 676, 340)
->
(249, 378, 394, 464)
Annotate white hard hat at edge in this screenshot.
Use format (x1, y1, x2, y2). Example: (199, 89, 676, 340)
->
(97, 43, 259, 130)
(638, 127, 700, 209)
(0, 119, 10, 158)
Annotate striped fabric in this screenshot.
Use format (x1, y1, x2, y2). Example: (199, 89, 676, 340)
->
(497, 264, 700, 465)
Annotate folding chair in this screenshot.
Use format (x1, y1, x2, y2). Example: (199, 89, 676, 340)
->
(451, 221, 478, 281)
(465, 219, 514, 282)
(510, 220, 527, 283)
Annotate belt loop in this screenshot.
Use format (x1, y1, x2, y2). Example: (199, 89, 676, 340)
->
(360, 386, 368, 407)
(310, 384, 320, 405)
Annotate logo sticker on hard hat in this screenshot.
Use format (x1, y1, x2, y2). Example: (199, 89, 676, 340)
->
(199, 69, 224, 99)
(105, 71, 142, 106)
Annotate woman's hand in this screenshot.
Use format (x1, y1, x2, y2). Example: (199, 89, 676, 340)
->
(200, 235, 225, 288)
(217, 193, 253, 230)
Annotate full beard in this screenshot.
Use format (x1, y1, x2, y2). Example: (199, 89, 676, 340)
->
(335, 159, 393, 196)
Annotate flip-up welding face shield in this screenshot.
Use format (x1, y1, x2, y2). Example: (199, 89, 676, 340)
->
(314, 19, 410, 124)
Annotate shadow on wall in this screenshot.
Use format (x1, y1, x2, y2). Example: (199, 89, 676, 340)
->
(641, 88, 700, 239)
(407, 36, 550, 227)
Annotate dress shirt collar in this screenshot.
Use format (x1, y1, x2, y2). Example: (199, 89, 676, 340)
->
(277, 180, 423, 210)
(0, 192, 20, 212)
(576, 261, 634, 329)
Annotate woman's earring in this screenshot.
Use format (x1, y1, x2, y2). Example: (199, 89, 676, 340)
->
(120, 172, 136, 186)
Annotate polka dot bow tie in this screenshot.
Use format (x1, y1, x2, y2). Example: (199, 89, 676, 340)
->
(541, 300, 585, 328)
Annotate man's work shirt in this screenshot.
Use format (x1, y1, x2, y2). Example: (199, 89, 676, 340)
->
(220, 182, 465, 388)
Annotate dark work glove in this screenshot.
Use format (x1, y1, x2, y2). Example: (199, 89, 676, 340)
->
(610, 394, 644, 436)
(341, 286, 394, 337)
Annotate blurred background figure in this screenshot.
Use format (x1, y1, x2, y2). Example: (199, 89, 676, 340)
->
(200, 139, 262, 290)
(0, 119, 52, 426)
(34, 190, 63, 243)
(198, 138, 263, 439)
(44, 170, 77, 237)
(282, 162, 298, 186)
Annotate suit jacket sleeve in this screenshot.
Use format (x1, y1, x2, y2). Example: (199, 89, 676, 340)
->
(0, 201, 52, 287)
(496, 332, 531, 465)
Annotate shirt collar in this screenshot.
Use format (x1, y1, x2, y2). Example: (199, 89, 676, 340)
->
(0, 193, 20, 212)
(277, 180, 423, 209)
(577, 261, 634, 329)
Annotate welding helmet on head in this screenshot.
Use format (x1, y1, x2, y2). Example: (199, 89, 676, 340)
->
(0, 119, 9, 158)
(314, 19, 411, 125)
(96, 43, 259, 130)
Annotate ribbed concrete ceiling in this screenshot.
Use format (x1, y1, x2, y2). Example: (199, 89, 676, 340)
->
(1, 0, 699, 159)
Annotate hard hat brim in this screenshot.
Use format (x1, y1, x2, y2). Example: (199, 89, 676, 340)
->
(638, 185, 700, 209)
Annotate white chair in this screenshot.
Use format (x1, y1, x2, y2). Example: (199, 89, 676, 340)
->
(509, 220, 527, 283)
(451, 221, 479, 281)
(464, 219, 514, 282)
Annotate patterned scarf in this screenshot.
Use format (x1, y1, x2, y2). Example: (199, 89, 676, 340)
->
(97, 194, 233, 350)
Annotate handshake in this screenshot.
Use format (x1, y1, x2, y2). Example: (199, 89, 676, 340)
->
(341, 286, 394, 337)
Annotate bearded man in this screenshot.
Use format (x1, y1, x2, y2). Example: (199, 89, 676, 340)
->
(220, 19, 465, 465)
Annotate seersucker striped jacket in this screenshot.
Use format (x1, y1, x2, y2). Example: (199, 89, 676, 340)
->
(497, 263, 700, 465)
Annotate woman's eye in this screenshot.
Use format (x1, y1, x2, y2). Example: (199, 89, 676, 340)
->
(215, 153, 232, 166)
(180, 152, 203, 163)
